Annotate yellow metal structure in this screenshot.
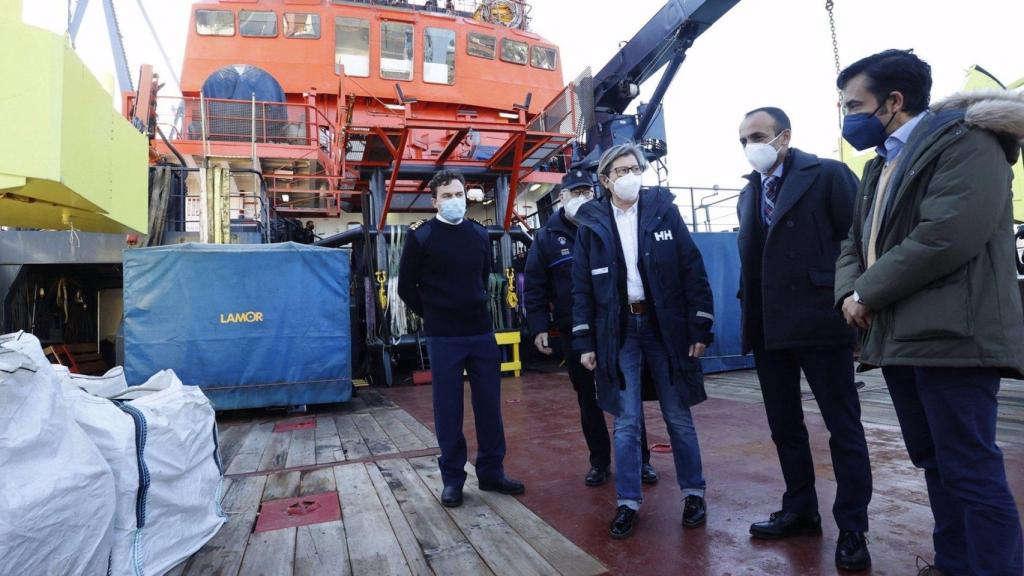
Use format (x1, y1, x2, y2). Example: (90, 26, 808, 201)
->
(494, 330, 522, 377)
(0, 1, 148, 233)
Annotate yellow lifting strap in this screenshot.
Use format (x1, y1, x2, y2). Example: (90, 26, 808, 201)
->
(504, 267, 518, 309)
(375, 270, 388, 310)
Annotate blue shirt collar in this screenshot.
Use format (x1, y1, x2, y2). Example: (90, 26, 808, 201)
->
(877, 111, 927, 161)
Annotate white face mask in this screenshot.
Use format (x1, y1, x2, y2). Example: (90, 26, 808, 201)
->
(563, 194, 590, 221)
(611, 173, 642, 203)
(438, 196, 466, 222)
(744, 132, 785, 174)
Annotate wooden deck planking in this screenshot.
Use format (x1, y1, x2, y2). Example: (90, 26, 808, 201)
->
(374, 409, 429, 452)
(393, 409, 440, 448)
(239, 470, 301, 576)
(216, 422, 253, 473)
(365, 463, 434, 576)
(262, 470, 301, 501)
(315, 416, 345, 464)
(463, 467, 606, 576)
(334, 414, 373, 461)
(333, 463, 413, 576)
(182, 475, 267, 576)
(376, 458, 495, 576)
(286, 427, 317, 468)
(225, 422, 274, 475)
(258, 428, 293, 472)
(295, 521, 351, 576)
(408, 456, 561, 576)
(352, 413, 400, 456)
(299, 467, 337, 496)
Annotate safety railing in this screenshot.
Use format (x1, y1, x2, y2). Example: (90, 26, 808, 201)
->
(264, 174, 356, 213)
(146, 96, 337, 158)
(526, 81, 579, 136)
(331, 0, 530, 26)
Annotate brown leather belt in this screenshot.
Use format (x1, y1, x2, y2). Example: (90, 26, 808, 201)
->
(627, 301, 647, 315)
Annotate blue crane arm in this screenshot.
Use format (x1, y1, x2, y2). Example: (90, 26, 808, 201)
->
(591, 0, 740, 115)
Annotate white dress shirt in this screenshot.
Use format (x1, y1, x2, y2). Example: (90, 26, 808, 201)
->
(613, 202, 645, 303)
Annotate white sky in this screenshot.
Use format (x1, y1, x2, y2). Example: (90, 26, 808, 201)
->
(22, 0, 1024, 228)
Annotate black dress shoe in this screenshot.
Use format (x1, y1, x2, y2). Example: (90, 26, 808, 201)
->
(682, 495, 706, 528)
(609, 505, 639, 539)
(441, 485, 463, 508)
(585, 466, 610, 487)
(835, 530, 871, 571)
(478, 476, 525, 495)
(749, 510, 822, 539)
(641, 463, 658, 485)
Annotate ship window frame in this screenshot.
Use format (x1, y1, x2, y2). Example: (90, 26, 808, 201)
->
(423, 27, 456, 86)
(283, 12, 321, 40)
(500, 38, 528, 66)
(530, 45, 557, 71)
(335, 16, 370, 77)
(466, 32, 495, 60)
(195, 9, 235, 37)
(380, 21, 414, 82)
(239, 10, 278, 38)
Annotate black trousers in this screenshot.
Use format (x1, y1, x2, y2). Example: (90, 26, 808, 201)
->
(752, 342, 872, 531)
(560, 333, 649, 470)
(883, 366, 1022, 575)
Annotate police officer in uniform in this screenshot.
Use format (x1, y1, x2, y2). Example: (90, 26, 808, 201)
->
(398, 169, 525, 507)
(525, 169, 658, 487)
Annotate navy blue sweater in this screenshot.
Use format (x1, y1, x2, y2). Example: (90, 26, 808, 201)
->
(397, 218, 493, 337)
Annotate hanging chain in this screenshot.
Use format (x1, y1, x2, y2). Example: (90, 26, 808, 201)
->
(826, 1, 841, 77)
(826, 0, 845, 158)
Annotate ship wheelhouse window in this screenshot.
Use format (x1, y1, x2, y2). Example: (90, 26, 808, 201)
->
(283, 13, 321, 39)
(240, 11, 277, 38)
(423, 27, 455, 85)
(500, 38, 527, 65)
(380, 22, 414, 81)
(531, 45, 557, 71)
(335, 17, 370, 77)
(466, 32, 495, 60)
(196, 10, 234, 37)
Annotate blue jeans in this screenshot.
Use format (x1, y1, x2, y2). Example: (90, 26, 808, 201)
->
(615, 313, 705, 510)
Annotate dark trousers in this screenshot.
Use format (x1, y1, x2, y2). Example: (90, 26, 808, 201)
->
(560, 333, 650, 470)
(883, 366, 1023, 576)
(428, 333, 506, 487)
(753, 343, 872, 531)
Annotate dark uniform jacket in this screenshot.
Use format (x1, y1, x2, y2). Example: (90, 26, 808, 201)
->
(524, 208, 578, 337)
(571, 187, 714, 416)
(834, 92, 1024, 377)
(737, 148, 859, 353)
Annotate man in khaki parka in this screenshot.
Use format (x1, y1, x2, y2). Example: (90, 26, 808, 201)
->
(835, 49, 1024, 576)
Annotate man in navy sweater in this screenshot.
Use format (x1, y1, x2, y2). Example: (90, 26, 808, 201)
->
(397, 169, 525, 507)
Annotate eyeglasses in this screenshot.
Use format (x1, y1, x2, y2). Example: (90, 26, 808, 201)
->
(610, 165, 643, 178)
(568, 188, 594, 199)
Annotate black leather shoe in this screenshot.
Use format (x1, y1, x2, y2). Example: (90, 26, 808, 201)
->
(441, 485, 463, 508)
(609, 505, 639, 539)
(478, 476, 525, 495)
(585, 466, 610, 487)
(749, 510, 822, 539)
(835, 530, 871, 571)
(641, 463, 658, 485)
(915, 557, 946, 576)
(682, 495, 706, 528)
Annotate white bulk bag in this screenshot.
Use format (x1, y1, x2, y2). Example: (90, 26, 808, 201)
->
(111, 370, 226, 575)
(0, 334, 117, 576)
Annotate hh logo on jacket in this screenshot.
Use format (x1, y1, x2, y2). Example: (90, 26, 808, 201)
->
(654, 230, 674, 242)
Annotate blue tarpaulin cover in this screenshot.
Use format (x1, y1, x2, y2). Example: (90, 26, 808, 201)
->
(692, 232, 755, 374)
(123, 243, 352, 410)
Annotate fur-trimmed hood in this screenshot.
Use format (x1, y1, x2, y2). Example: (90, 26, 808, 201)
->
(932, 89, 1024, 162)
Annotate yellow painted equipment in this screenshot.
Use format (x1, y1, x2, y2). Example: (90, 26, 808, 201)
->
(0, 1, 148, 233)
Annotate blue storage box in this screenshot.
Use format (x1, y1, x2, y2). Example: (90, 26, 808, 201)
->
(123, 242, 352, 410)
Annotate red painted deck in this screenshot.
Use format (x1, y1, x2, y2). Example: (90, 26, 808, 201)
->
(383, 369, 1024, 576)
